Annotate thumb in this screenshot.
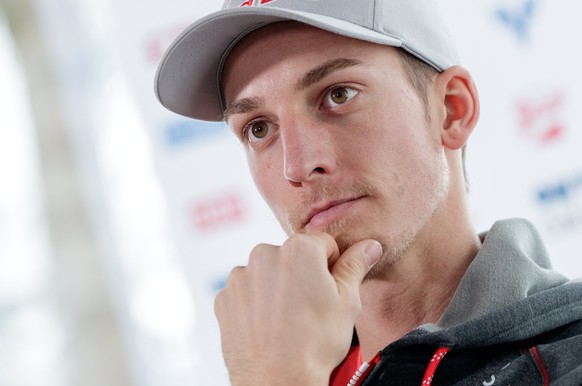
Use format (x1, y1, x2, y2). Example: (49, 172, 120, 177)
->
(330, 239, 383, 292)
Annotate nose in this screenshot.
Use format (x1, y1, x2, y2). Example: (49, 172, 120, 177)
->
(280, 116, 336, 184)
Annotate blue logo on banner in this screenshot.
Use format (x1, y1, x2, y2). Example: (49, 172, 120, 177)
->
(537, 175, 582, 204)
(495, 0, 538, 42)
(536, 173, 582, 234)
(165, 119, 228, 146)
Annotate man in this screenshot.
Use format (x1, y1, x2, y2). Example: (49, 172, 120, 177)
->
(155, 0, 582, 385)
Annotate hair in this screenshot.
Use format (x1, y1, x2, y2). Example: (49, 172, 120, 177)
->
(397, 49, 437, 122)
(396, 49, 469, 190)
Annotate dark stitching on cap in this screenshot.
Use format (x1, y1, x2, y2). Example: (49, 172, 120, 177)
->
(216, 22, 273, 114)
(400, 45, 444, 72)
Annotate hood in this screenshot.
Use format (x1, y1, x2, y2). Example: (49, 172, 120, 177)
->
(400, 218, 581, 349)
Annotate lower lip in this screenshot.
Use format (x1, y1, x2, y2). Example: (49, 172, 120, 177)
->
(306, 199, 361, 231)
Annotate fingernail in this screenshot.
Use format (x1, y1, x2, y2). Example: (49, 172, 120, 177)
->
(364, 240, 383, 267)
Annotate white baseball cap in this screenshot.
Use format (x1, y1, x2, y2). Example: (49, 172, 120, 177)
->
(155, 0, 460, 121)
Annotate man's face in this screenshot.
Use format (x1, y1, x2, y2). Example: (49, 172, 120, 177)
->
(223, 22, 450, 268)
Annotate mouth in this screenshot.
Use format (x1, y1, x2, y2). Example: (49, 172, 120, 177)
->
(304, 196, 364, 232)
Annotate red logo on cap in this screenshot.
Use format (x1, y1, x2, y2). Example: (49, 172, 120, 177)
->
(239, 0, 275, 6)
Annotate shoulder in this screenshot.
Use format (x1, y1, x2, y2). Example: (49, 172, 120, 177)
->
(529, 318, 582, 382)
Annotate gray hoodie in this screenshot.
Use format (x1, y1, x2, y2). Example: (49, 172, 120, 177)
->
(360, 218, 582, 385)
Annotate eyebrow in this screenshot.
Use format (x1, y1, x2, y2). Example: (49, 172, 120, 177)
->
(296, 58, 363, 91)
(222, 96, 264, 122)
(222, 57, 363, 122)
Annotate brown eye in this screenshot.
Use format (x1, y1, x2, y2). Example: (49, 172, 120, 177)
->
(246, 120, 275, 143)
(251, 121, 268, 138)
(330, 87, 349, 104)
(322, 86, 358, 108)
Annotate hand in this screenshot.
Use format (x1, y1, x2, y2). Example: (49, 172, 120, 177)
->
(214, 233, 383, 386)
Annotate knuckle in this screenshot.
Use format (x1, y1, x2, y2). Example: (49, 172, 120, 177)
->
(344, 257, 365, 277)
(249, 243, 267, 258)
(214, 285, 231, 318)
(224, 265, 245, 287)
(214, 290, 225, 313)
(282, 233, 326, 260)
(282, 233, 308, 249)
(248, 243, 271, 266)
(215, 265, 245, 314)
(229, 265, 245, 277)
(281, 235, 309, 258)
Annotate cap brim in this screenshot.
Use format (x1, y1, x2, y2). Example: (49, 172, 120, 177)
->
(155, 7, 402, 122)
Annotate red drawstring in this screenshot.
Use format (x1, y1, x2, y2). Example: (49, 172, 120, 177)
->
(529, 346, 549, 386)
(337, 346, 450, 386)
(421, 347, 450, 385)
(348, 351, 382, 386)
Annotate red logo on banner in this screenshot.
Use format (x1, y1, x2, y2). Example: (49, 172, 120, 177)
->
(192, 192, 246, 231)
(240, 0, 275, 6)
(516, 92, 565, 144)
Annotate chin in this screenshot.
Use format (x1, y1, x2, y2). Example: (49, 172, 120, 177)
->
(326, 217, 379, 254)
(337, 224, 418, 281)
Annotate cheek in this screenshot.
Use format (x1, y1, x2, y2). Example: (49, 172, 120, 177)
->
(361, 109, 440, 196)
(378, 100, 436, 155)
(247, 153, 286, 211)
(248, 153, 271, 194)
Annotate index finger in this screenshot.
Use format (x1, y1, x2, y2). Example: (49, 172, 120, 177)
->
(282, 232, 340, 271)
(316, 232, 341, 271)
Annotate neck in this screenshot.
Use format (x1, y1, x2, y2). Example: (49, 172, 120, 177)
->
(355, 198, 481, 360)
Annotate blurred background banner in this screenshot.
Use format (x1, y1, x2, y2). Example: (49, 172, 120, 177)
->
(0, 0, 580, 385)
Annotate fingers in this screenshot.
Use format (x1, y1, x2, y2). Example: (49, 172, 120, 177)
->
(213, 233, 356, 382)
(215, 233, 341, 315)
(280, 232, 340, 271)
(213, 233, 383, 384)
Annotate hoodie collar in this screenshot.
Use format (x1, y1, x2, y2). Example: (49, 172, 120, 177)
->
(435, 218, 569, 329)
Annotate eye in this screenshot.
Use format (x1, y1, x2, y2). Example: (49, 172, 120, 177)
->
(322, 86, 358, 108)
(245, 120, 275, 143)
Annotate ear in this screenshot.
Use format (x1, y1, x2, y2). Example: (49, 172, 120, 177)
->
(436, 66, 480, 150)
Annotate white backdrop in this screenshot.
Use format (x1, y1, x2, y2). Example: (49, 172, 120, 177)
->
(104, 0, 582, 384)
